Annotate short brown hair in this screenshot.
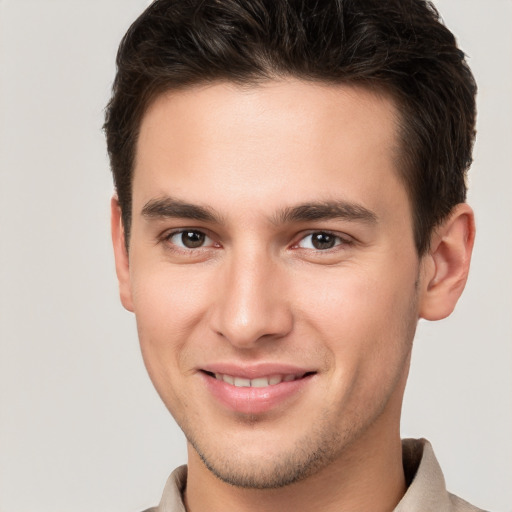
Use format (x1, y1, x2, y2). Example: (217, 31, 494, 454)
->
(104, 0, 477, 254)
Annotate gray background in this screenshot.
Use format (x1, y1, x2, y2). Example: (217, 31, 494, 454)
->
(0, 0, 511, 511)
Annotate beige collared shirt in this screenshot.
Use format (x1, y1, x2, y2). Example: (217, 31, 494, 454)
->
(145, 439, 486, 512)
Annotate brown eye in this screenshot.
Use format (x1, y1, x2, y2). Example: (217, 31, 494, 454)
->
(167, 230, 212, 249)
(181, 230, 206, 248)
(311, 232, 336, 250)
(297, 231, 344, 250)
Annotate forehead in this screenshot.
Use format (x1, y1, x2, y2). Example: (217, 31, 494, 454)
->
(133, 79, 408, 222)
(138, 79, 400, 157)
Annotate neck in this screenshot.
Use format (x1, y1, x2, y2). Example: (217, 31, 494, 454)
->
(184, 425, 406, 512)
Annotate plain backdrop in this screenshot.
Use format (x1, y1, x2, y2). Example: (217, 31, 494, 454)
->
(0, 0, 511, 511)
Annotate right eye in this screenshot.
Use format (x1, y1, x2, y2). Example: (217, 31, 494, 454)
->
(166, 229, 215, 249)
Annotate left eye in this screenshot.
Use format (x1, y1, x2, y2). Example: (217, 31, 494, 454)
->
(297, 232, 344, 250)
(167, 230, 214, 249)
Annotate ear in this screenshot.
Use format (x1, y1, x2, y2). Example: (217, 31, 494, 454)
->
(111, 196, 134, 312)
(419, 203, 475, 321)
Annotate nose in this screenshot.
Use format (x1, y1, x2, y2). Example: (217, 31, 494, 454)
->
(210, 249, 293, 349)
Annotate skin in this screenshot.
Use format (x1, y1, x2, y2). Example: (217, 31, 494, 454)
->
(112, 79, 475, 512)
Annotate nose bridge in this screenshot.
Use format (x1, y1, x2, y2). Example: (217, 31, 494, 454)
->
(211, 244, 292, 347)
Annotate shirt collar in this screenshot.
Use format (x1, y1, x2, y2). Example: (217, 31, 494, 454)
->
(395, 438, 452, 512)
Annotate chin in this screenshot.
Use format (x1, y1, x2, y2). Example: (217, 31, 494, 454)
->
(184, 414, 350, 489)
(194, 443, 331, 489)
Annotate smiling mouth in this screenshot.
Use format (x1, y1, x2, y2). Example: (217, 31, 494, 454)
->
(202, 371, 315, 388)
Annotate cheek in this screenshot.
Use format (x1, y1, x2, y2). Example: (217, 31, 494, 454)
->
(129, 264, 212, 379)
(292, 261, 418, 365)
(295, 265, 417, 421)
(293, 265, 405, 326)
(131, 260, 212, 325)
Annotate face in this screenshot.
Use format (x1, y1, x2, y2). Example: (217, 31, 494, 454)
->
(115, 80, 426, 488)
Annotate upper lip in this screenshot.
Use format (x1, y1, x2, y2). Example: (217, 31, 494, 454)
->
(199, 363, 315, 380)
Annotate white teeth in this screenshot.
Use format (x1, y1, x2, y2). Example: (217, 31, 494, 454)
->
(223, 374, 234, 385)
(269, 375, 282, 385)
(251, 377, 270, 388)
(212, 372, 305, 387)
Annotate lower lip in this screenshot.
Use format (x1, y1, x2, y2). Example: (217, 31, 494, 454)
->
(202, 373, 313, 415)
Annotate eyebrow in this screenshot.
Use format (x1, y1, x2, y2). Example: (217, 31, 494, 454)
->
(141, 196, 377, 226)
(274, 201, 378, 225)
(141, 197, 220, 223)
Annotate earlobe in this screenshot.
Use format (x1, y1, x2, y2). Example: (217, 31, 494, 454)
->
(111, 196, 135, 312)
(419, 203, 475, 321)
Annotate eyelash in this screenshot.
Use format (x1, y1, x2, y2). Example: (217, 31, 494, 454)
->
(159, 228, 353, 254)
(292, 231, 353, 252)
(160, 229, 220, 253)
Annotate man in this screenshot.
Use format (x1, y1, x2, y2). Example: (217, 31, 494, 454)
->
(104, 0, 482, 511)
